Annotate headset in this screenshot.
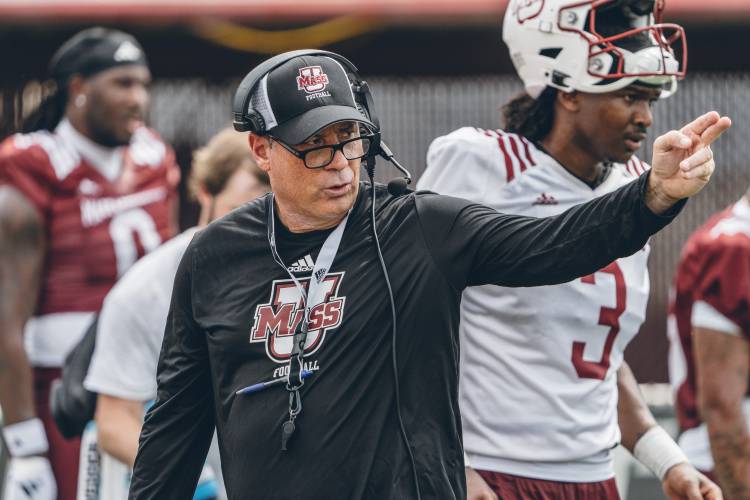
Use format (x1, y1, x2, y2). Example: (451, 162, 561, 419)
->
(231, 49, 411, 195)
(232, 50, 422, 500)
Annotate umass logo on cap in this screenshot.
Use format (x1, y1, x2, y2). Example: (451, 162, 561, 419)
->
(296, 66, 330, 94)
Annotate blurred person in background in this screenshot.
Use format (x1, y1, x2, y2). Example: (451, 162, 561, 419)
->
(419, 0, 722, 498)
(81, 127, 270, 500)
(668, 188, 750, 499)
(0, 27, 179, 500)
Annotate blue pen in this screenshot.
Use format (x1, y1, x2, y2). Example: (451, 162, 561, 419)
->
(236, 370, 314, 395)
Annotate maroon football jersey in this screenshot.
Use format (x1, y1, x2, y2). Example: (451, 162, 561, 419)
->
(0, 124, 179, 366)
(669, 200, 750, 432)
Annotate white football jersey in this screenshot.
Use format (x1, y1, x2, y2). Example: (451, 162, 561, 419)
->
(418, 127, 651, 481)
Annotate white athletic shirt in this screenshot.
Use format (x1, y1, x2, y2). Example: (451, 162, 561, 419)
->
(83, 227, 224, 500)
(418, 127, 651, 481)
(85, 227, 198, 400)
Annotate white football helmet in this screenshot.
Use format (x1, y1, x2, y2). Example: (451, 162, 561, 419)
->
(503, 0, 686, 98)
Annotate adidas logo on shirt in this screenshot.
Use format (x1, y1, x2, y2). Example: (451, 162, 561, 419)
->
(532, 192, 558, 206)
(20, 479, 42, 496)
(288, 254, 314, 273)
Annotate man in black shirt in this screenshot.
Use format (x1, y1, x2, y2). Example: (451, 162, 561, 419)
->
(129, 50, 730, 500)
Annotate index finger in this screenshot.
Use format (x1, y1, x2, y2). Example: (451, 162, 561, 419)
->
(700, 479, 723, 500)
(685, 481, 703, 500)
(680, 111, 721, 137)
(699, 116, 732, 148)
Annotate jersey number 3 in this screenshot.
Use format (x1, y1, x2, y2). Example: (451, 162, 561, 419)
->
(572, 261, 626, 380)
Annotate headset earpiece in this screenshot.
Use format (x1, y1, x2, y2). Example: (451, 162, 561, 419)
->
(246, 111, 266, 135)
(348, 76, 379, 133)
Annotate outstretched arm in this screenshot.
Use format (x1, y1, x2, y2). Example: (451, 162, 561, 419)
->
(418, 112, 732, 290)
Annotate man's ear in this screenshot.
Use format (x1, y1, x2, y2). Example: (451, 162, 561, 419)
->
(195, 184, 212, 210)
(247, 134, 272, 173)
(67, 75, 89, 112)
(557, 89, 581, 113)
(68, 75, 85, 97)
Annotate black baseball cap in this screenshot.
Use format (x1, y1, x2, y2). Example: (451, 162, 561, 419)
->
(249, 55, 376, 145)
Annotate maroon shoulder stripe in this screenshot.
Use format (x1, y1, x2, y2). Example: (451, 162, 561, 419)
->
(495, 129, 536, 172)
(519, 136, 537, 167)
(631, 158, 641, 175)
(628, 159, 639, 176)
(483, 129, 515, 182)
(625, 160, 633, 176)
(507, 135, 527, 172)
(636, 157, 648, 174)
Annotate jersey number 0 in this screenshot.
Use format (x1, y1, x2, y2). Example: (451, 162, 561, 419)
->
(109, 208, 162, 277)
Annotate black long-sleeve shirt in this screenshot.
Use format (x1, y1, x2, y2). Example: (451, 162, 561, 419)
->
(130, 175, 681, 500)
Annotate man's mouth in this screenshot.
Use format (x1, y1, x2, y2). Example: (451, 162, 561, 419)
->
(624, 133, 646, 151)
(323, 182, 352, 197)
(125, 117, 144, 135)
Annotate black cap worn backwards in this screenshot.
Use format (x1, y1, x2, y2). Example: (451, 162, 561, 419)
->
(250, 55, 375, 145)
(49, 27, 148, 84)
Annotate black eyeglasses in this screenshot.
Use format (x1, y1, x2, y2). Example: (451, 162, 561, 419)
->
(271, 134, 376, 169)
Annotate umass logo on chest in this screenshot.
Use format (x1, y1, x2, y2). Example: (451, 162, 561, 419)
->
(250, 272, 346, 363)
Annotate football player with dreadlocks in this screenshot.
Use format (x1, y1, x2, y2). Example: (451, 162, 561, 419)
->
(419, 1, 723, 498)
(0, 28, 178, 500)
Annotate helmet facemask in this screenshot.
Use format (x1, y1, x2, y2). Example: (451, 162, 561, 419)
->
(576, 0, 687, 96)
(503, 0, 687, 98)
